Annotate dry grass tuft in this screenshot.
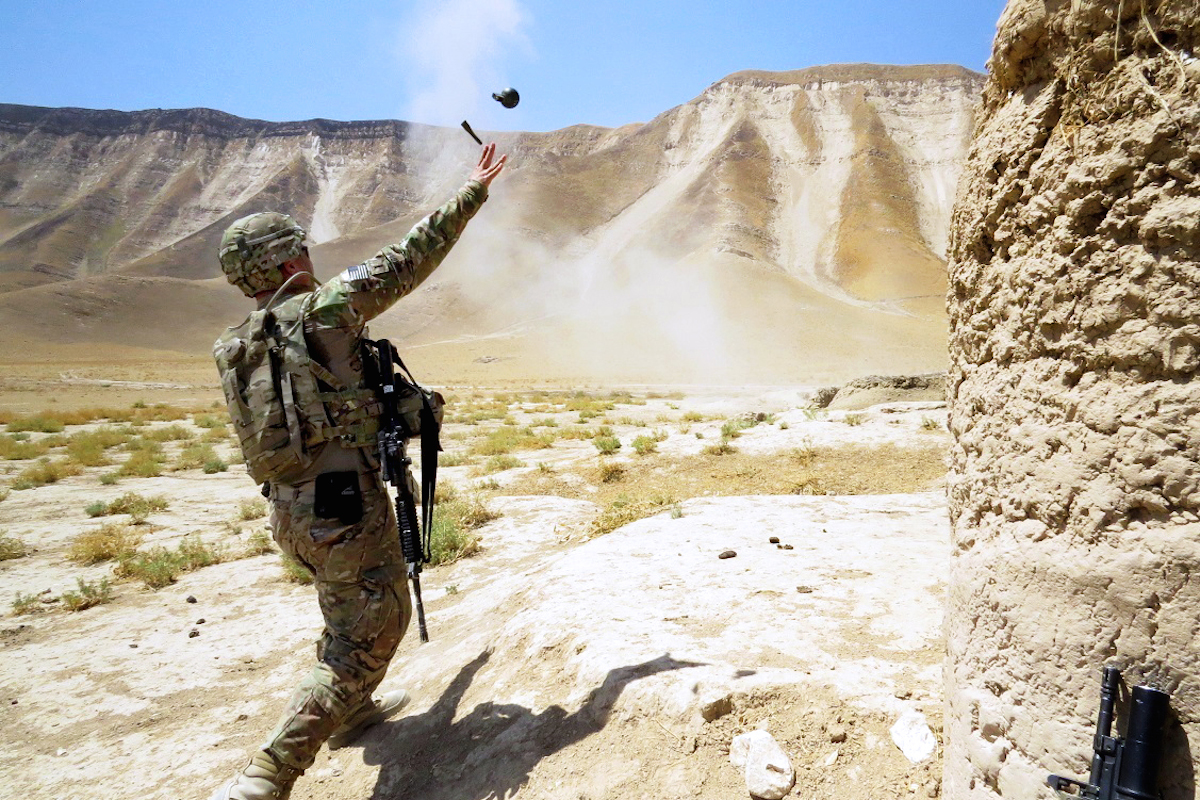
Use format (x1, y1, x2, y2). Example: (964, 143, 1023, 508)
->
(69, 523, 144, 565)
(0, 435, 50, 461)
(239, 498, 268, 521)
(503, 442, 948, 524)
(471, 427, 556, 457)
(87, 492, 169, 524)
(242, 530, 275, 557)
(429, 491, 498, 566)
(0, 534, 28, 561)
(12, 458, 82, 490)
(115, 536, 228, 589)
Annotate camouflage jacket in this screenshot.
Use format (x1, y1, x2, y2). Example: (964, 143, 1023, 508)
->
(218, 180, 488, 486)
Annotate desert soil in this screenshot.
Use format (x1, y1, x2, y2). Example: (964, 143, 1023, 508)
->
(0, 363, 950, 800)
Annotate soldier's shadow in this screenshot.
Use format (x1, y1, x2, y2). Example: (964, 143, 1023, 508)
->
(359, 650, 702, 800)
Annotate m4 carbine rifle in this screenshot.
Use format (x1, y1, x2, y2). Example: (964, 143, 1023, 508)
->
(364, 338, 443, 643)
(1048, 666, 1170, 800)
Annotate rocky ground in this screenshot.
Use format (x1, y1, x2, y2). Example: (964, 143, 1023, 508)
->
(0, 374, 951, 800)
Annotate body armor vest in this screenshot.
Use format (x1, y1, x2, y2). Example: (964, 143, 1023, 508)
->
(213, 293, 381, 485)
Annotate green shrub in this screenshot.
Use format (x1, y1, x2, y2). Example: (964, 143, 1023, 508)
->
(633, 434, 662, 453)
(176, 536, 226, 571)
(566, 394, 615, 416)
(720, 417, 756, 440)
(193, 413, 229, 430)
(843, 413, 866, 427)
(66, 435, 112, 467)
(98, 472, 120, 485)
(116, 548, 180, 589)
(87, 492, 170, 524)
(242, 530, 275, 557)
(115, 536, 226, 589)
(175, 442, 217, 471)
(203, 456, 229, 474)
(5, 415, 65, 434)
(481, 454, 525, 474)
(119, 448, 164, 478)
(702, 441, 737, 456)
(438, 452, 473, 467)
(593, 435, 621, 455)
(428, 494, 497, 566)
(682, 411, 705, 423)
(280, 553, 314, 584)
(12, 592, 44, 615)
(471, 427, 555, 456)
(145, 424, 194, 442)
(920, 416, 943, 431)
(61, 577, 114, 612)
(0, 435, 50, 461)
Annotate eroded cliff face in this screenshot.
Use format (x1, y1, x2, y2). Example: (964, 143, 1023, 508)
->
(945, 1, 1199, 797)
(0, 66, 982, 364)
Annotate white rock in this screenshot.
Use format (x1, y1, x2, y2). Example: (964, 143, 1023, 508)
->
(890, 709, 937, 763)
(729, 730, 795, 800)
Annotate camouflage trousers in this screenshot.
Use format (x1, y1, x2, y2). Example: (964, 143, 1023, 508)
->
(261, 472, 412, 770)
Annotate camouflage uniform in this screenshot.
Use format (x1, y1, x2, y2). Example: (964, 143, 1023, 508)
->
(216, 180, 488, 776)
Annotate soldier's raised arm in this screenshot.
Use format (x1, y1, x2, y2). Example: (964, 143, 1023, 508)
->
(309, 143, 507, 328)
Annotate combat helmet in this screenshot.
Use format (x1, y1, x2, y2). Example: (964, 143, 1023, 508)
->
(219, 212, 307, 297)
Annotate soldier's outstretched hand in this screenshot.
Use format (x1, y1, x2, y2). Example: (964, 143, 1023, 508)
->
(470, 143, 507, 188)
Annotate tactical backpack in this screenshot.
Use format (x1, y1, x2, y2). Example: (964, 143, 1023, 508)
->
(213, 293, 396, 484)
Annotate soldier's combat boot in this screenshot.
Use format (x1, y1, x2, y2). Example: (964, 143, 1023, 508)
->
(209, 749, 302, 800)
(327, 689, 411, 749)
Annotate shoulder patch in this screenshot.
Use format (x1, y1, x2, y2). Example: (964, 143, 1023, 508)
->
(344, 264, 371, 283)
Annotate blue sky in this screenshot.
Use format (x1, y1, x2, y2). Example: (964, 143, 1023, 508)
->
(1, 1, 1006, 133)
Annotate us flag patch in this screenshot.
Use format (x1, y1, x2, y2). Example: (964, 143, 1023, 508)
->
(344, 264, 370, 283)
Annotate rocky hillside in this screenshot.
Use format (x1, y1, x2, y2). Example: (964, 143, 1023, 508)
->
(0, 64, 984, 382)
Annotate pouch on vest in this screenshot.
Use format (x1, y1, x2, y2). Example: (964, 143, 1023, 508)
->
(361, 338, 445, 438)
(213, 299, 328, 484)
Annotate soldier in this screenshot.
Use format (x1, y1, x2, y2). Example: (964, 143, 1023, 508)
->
(209, 143, 506, 800)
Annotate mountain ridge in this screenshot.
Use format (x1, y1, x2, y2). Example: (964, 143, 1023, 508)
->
(0, 63, 985, 383)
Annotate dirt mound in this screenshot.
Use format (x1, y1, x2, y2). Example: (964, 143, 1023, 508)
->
(827, 374, 945, 411)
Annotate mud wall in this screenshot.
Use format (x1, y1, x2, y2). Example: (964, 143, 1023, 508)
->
(945, 0, 1200, 797)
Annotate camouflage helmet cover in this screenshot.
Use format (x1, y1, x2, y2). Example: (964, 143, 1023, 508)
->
(219, 212, 308, 296)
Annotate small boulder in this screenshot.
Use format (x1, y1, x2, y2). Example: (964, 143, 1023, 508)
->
(890, 709, 936, 763)
(729, 730, 795, 800)
(700, 694, 734, 722)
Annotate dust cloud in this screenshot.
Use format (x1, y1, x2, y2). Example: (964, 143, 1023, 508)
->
(426, 199, 753, 383)
(398, 0, 531, 133)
